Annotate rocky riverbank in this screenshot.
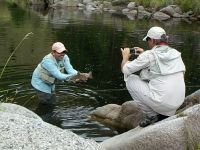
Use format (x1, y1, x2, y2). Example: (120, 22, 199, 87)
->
(27, 0, 200, 22)
(89, 89, 200, 150)
(0, 103, 103, 150)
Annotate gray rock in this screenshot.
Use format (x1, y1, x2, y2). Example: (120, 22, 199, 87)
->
(90, 101, 143, 130)
(83, 0, 92, 5)
(0, 103, 103, 150)
(138, 6, 145, 11)
(173, 12, 182, 18)
(160, 6, 177, 16)
(90, 104, 121, 128)
(100, 104, 200, 150)
(78, 3, 85, 7)
(122, 8, 129, 14)
(0, 103, 41, 120)
(153, 11, 171, 21)
(138, 10, 151, 19)
(90, 90, 200, 132)
(127, 2, 135, 9)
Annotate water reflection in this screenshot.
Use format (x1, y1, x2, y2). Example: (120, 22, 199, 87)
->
(0, 1, 200, 142)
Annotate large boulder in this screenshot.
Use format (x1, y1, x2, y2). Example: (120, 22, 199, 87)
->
(153, 11, 171, 21)
(90, 101, 143, 130)
(89, 89, 200, 131)
(0, 103, 103, 150)
(100, 104, 200, 150)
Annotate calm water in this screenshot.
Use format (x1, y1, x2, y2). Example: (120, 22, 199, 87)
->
(0, 1, 200, 142)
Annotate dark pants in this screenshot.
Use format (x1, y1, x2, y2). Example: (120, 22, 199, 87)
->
(36, 90, 56, 105)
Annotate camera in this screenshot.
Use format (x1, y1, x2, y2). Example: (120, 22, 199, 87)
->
(129, 48, 136, 54)
(129, 47, 138, 60)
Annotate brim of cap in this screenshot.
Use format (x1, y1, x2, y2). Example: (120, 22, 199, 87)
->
(55, 49, 67, 53)
(143, 35, 148, 41)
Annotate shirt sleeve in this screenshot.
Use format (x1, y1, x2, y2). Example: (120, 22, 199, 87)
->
(122, 51, 151, 76)
(63, 55, 78, 75)
(42, 59, 73, 81)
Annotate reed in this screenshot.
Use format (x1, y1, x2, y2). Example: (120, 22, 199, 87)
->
(0, 32, 33, 80)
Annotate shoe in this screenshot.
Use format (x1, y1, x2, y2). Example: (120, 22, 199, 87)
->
(157, 114, 169, 121)
(139, 115, 159, 127)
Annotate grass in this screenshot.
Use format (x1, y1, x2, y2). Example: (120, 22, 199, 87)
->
(125, 0, 200, 14)
(0, 32, 33, 79)
(0, 32, 33, 103)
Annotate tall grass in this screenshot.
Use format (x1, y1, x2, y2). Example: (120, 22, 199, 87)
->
(0, 32, 33, 80)
(175, 0, 200, 14)
(0, 32, 33, 104)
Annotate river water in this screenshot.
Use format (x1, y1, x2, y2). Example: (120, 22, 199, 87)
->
(0, 1, 200, 142)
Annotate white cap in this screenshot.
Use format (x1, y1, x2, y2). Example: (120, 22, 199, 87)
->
(143, 26, 166, 41)
(52, 42, 67, 53)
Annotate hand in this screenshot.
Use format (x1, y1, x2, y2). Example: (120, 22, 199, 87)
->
(134, 47, 144, 55)
(121, 48, 131, 61)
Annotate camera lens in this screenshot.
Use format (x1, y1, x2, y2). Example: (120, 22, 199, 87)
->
(129, 48, 135, 54)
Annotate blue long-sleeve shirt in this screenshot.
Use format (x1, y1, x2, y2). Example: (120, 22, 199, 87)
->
(31, 53, 77, 93)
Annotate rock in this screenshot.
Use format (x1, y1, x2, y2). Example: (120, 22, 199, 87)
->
(138, 10, 151, 19)
(122, 8, 129, 14)
(78, 3, 85, 7)
(0, 103, 41, 120)
(127, 2, 135, 10)
(153, 11, 171, 21)
(160, 5, 177, 17)
(118, 101, 143, 129)
(90, 89, 200, 131)
(173, 12, 182, 18)
(126, 10, 137, 20)
(184, 105, 200, 149)
(90, 104, 121, 128)
(0, 103, 103, 150)
(90, 101, 143, 130)
(83, 0, 92, 5)
(100, 104, 200, 150)
(138, 6, 145, 11)
(178, 89, 200, 112)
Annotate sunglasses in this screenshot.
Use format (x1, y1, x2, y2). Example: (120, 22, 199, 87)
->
(54, 51, 67, 54)
(146, 37, 151, 41)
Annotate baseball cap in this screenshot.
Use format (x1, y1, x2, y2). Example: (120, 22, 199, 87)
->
(143, 26, 166, 41)
(52, 42, 67, 53)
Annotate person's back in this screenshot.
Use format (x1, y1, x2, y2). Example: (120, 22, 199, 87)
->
(121, 26, 186, 127)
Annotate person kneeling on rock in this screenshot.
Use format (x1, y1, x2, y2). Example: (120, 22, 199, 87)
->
(121, 26, 186, 127)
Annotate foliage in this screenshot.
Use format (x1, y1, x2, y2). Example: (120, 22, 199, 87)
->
(129, 0, 200, 14)
(175, 0, 200, 14)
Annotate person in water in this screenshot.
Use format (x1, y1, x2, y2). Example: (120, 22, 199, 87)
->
(31, 42, 90, 105)
(121, 26, 186, 127)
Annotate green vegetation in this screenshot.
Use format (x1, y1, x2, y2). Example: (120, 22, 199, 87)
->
(0, 32, 33, 79)
(0, 32, 33, 103)
(129, 0, 200, 14)
(5, 0, 200, 15)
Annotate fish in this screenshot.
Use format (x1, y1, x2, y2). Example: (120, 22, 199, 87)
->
(67, 71, 92, 83)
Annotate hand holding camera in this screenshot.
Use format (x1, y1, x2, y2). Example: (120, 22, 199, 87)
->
(121, 47, 144, 61)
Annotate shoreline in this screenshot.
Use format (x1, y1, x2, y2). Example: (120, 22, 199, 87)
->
(26, 0, 200, 22)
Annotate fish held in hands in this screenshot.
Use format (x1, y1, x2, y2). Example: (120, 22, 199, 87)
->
(67, 71, 92, 83)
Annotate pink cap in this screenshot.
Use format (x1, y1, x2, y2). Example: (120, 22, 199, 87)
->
(52, 42, 67, 53)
